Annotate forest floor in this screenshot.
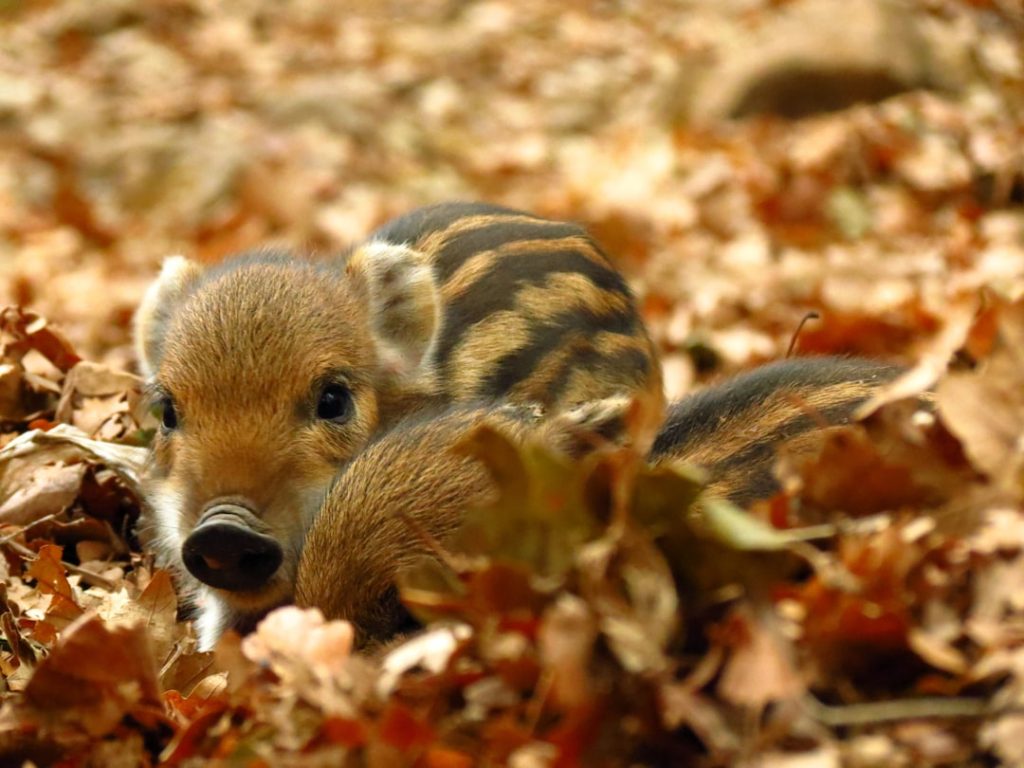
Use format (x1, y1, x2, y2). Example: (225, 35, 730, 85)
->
(0, 0, 1023, 765)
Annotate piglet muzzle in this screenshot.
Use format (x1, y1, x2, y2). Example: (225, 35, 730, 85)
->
(182, 503, 283, 592)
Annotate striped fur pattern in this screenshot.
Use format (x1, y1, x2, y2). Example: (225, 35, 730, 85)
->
(361, 202, 661, 412)
(650, 357, 901, 504)
(294, 356, 901, 646)
(133, 202, 661, 649)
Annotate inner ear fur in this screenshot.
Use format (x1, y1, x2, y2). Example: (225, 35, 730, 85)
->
(346, 240, 441, 386)
(134, 255, 204, 377)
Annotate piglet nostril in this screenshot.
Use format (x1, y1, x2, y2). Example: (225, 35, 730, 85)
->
(182, 507, 283, 592)
(201, 555, 229, 571)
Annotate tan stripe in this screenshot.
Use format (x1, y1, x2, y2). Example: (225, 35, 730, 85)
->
(513, 235, 612, 269)
(446, 311, 532, 397)
(667, 379, 878, 468)
(513, 271, 630, 322)
(441, 236, 616, 304)
(441, 250, 501, 302)
(416, 213, 568, 264)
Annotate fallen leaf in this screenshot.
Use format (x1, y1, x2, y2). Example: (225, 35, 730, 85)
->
(937, 299, 1024, 492)
(25, 543, 74, 600)
(23, 612, 161, 737)
(0, 462, 86, 527)
(717, 604, 805, 709)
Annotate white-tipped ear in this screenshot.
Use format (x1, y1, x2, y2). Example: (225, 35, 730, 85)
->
(346, 241, 441, 383)
(134, 255, 204, 377)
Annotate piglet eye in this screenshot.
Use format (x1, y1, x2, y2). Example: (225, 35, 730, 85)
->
(160, 397, 178, 431)
(317, 384, 353, 423)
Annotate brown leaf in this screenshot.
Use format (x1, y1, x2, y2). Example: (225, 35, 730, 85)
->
(716, 603, 804, 709)
(25, 543, 74, 600)
(240, 605, 357, 716)
(54, 361, 142, 438)
(780, 424, 930, 515)
(419, 747, 475, 768)
(0, 364, 25, 421)
(23, 612, 161, 737)
(937, 300, 1024, 492)
(0, 308, 81, 373)
(980, 714, 1024, 766)
(778, 401, 976, 520)
(854, 297, 977, 419)
(0, 462, 86, 527)
(163, 672, 227, 721)
(659, 683, 739, 756)
(377, 702, 435, 751)
(577, 531, 678, 675)
(454, 425, 599, 579)
(135, 569, 181, 665)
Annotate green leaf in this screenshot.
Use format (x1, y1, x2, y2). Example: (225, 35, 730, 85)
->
(826, 186, 873, 240)
(452, 424, 600, 580)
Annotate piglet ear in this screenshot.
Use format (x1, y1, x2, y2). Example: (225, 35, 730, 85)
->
(134, 256, 204, 377)
(346, 240, 441, 383)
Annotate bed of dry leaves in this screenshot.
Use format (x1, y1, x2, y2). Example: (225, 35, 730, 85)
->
(1, 0, 1023, 766)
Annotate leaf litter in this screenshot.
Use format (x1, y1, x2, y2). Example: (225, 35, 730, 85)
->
(0, 0, 1023, 765)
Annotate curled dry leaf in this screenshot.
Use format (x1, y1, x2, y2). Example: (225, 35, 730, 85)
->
(377, 624, 472, 699)
(659, 683, 739, 757)
(577, 531, 677, 676)
(242, 605, 355, 681)
(0, 363, 30, 422)
(54, 361, 145, 439)
(20, 612, 162, 738)
(0, 423, 149, 498)
(854, 296, 977, 419)
(0, 307, 81, 375)
(0, 462, 86, 527)
(716, 603, 805, 710)
(937, 299, 1024, 494)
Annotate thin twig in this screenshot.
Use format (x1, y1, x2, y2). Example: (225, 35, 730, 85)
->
(3, 539, 118, 590)
(804, 694, 994, 726)
(786, 311, 820, 358)
(0, 512, 62, 545)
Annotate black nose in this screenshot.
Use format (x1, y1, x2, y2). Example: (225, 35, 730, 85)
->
(182, 506, 283, 592)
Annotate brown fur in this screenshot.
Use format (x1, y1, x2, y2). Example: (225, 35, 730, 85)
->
(649, 357, 902, 505)
(134, 203, 662, 648)
(294, 356, 902, 646)
(295, 408, 509, 644)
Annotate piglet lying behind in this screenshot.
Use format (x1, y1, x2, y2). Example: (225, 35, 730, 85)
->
(293, 356, 900, 648)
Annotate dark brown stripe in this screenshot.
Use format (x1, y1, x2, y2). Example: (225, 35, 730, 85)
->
(650, 358, 900, 458)
(367, 202, 530, 249)
(430, 221, 595, 282)
(543, 340, 653, 405)
(477, 316, 644, 403)
(699, 396, 869, 477)
(434, 247, 634, 366)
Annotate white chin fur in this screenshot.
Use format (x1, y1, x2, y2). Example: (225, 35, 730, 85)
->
(194, 590, 228, 651)
(149, 484, 186, 566)
(193, 580, 295, 651)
